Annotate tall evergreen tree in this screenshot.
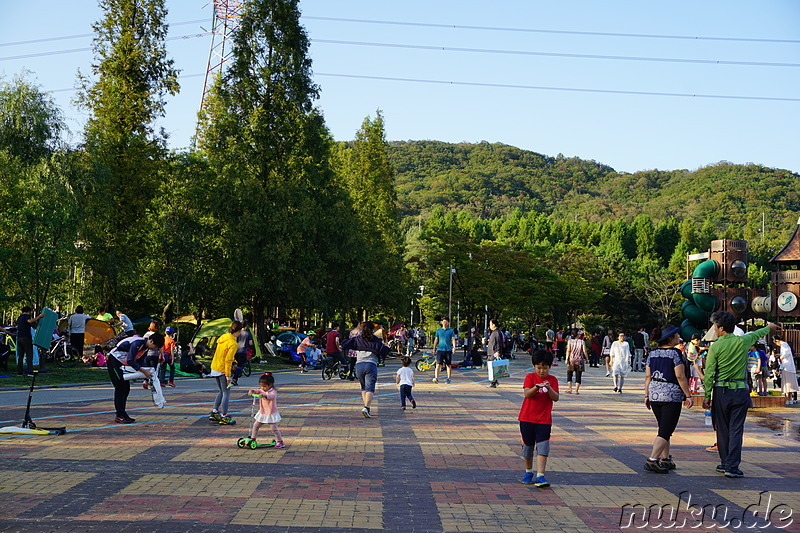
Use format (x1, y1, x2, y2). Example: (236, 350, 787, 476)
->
(196, 0, 344, 327)
(342, 111, 407, 311)
(77, 0, 179, 306)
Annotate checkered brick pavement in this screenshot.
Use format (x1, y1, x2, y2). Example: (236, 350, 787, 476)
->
(0, 359, 798, 532)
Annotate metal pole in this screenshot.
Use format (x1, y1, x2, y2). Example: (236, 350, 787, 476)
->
(410, 300, 414, 327)
(448, 264, 453, 321)
(457, 301, 460, 333)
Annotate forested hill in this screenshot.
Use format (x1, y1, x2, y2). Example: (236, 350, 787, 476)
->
(387, 140, 800, 230)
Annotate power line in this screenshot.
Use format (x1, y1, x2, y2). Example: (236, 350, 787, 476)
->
(43, 71, 800, 102)
(304, 16, 800, 45)
(0, 32, 211, 62)
(0, 19, 208, 48)
(312, 38, 800, 68)
(45, 73, 205, 94)
(314, 72, 800, 102)
(4, 33, 796, 70)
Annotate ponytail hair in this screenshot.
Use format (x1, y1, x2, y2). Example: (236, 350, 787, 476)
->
(361, 321, 376, 341)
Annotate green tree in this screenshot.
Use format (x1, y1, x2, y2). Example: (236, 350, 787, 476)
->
(196, 0, 344, 332)
(340, 111, 407, 312)
(0, 75, 65, 163)
(0, 78, 79, 311)
(0, 154, 82, 311)
(76, 0, 179, 307)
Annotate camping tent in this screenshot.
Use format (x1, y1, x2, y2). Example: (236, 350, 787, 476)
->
(190, 318, 262, 359)
(83, 319, 118, 347)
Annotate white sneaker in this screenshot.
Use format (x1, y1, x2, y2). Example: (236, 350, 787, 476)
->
(605, 372, 611, 377)
(362, 407, 371, 418)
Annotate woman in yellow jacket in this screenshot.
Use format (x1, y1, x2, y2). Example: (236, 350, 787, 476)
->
(209, 321, 243, 425)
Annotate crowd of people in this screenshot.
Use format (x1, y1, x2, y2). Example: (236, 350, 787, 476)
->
(6, 303, 800, 487)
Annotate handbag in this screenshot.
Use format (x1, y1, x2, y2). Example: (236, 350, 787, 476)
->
(567, 363, 574, 372)
(488, 358, 510, 381)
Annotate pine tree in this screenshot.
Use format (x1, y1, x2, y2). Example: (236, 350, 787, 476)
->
(77, 0, 179, 306)
(196, 0, 344, 324)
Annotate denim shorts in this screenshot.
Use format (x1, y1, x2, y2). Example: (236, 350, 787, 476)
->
(356, 362, 378, 393)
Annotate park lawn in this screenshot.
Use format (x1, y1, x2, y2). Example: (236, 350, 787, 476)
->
(0, 366, 111, 388)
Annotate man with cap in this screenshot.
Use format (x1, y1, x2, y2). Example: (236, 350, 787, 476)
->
(702, 311, 778, 478)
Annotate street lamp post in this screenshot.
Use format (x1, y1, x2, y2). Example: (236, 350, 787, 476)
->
(448, 264, 455, 321)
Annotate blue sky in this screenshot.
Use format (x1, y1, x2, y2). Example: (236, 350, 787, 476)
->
(2, 1, 799, 174)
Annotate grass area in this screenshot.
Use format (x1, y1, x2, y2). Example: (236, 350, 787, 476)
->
(0, 357, 298, 388)
(0, 366, 111, 388)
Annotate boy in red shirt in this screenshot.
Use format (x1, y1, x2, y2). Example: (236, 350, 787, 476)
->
(518, 349, 560, 487)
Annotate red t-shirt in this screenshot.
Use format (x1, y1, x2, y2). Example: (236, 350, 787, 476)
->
(518, 373, 559, 425)
(325, 330, 340, 353)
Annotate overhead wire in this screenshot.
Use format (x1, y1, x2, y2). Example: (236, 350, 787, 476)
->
(303, 15, 800, 45)
(314, 72, 800, 103)
(4, 14, 796, 103)
(0, 19, 208, 48)
(3, 34, 798, 70)
(4, 15, 796, 49)
(42, 71, 800, 103)
(313, 39, 800, 68)
(0, 31, 211, 62)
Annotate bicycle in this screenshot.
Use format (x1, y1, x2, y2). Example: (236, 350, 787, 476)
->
(415, 351, 437, 372)
(0, 326, 17, 369)
(321, 357, 355, 381)
(46, 334, 81, 368)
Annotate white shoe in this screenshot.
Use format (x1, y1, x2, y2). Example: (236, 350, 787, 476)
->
(605, 372, 611, 377)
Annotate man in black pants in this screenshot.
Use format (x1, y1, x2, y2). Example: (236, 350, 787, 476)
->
(16, 306, 46, 374)
(702, 312, 777, 478)
(107, 334, 165, 424)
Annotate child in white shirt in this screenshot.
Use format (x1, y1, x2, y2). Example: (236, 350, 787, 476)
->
(395, 356, 417, 410)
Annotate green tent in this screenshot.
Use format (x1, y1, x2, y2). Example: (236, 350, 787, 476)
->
(191, 318, 262, 359)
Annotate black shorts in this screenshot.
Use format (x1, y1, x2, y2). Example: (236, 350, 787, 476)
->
(435, 350, 452, 365)
(519, 420, 552, 445)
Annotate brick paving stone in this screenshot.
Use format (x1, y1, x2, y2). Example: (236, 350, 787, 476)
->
(0, 360, 798, 532)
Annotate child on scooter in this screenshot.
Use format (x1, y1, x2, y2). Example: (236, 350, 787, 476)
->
(247, 373, 284, 448)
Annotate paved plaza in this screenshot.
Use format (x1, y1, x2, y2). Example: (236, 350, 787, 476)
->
(0, 359, 798, 532)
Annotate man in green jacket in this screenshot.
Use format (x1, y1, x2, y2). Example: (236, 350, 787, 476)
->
(702, 311, 778, 478)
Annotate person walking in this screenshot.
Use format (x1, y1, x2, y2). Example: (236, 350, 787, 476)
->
(232, 321, 254, 386)
(16, 306, 46, 374)
(544, 327, 555, 352)
(159, 326, 177, 387)
(632, 327, 647, 372)
(565, 331, 588, 395)
(518, 349, 560, 487)
(643, 325, 693, 473)
(208, 321, 242, 425)
(702, 312, 777, 478)
(590, 331, 602, 368)
(610, 332, 631, 393)
(487, 319, 504, 388)
(433, 318, 457, 384)
(342, 321, 390, 418)
(395, 356, 417, 410)
(774, 335, 798, 405)
(602, 331, 613, 377)
(67, 306, 92, 358)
